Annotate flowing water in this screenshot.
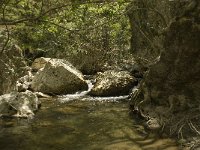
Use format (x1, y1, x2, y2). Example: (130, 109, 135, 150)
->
(0, 81, 180, 150)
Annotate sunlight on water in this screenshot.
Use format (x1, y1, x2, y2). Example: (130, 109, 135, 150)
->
(81, 95, 130, 102)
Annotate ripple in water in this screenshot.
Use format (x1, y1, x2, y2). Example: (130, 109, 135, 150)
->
(58, 80, 130, 103)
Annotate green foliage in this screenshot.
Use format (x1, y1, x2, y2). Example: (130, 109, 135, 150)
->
(1, 0, 131, 69)
(0, 0, 137, 75)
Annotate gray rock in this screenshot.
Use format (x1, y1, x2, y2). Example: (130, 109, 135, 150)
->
(31, 58, 88, 94)
(31, 57, 51, 71)
(16, 71, 33, 92)
(0, 91, 39, 118)
(90, 70, 137, 96)
(145, 118, 161, 130)
(16, 81, 29, 92)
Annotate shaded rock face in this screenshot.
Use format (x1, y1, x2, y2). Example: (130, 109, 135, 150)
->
(0, 44, 28, 95)
(90, 70, 137, 96)
(23, 48, 46, 65)
(0, 91, 39, 118)
(126, 0, 170, 60)
(145, 16, 200, 109)
(131, 2, 200, 132)
(31, 59, 88, 94)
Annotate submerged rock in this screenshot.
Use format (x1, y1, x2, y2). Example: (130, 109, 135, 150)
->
(31, 58, 88, 95)
(89, 70, 137, 96)
(0, 91, 39, 118)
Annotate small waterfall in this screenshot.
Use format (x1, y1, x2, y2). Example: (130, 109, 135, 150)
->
(58, 80, 93, 103)
(81, 95, 129, 102)
(57, 79, 130, 103)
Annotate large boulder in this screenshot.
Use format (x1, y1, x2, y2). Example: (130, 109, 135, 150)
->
(89, 70, 137, 96)
(31, 58, 88, 94)
(0, 91, 39, 118)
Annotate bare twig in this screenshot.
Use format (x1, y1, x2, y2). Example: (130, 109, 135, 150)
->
(188, 120, 200, 136)
(40, 20, 74, 32)
(178, 124, 185, 139)
(125, 7, 167, 27)
(1, 0, 10, 55)
(0, 0, 130, 25)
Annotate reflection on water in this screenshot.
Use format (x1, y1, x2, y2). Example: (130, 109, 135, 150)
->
(0, 98, 179, 150)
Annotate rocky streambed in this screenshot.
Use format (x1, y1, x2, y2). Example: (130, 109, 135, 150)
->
(0, 57, 139, 118)
(0, 57, 182, 149)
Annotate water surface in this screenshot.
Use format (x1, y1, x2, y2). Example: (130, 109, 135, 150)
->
(0, 97, 179, 150)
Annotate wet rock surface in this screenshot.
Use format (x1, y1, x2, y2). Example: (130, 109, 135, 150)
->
(0, 91, 39, 118)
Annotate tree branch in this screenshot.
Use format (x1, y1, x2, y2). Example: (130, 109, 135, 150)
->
(125, 7, 168, 27)
(40, 20, 75, 32)
(1, 0, 10, 55)
(0, 0, 131, 25)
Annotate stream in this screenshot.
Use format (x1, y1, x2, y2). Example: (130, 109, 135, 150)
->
(0, 81, 179, 150)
